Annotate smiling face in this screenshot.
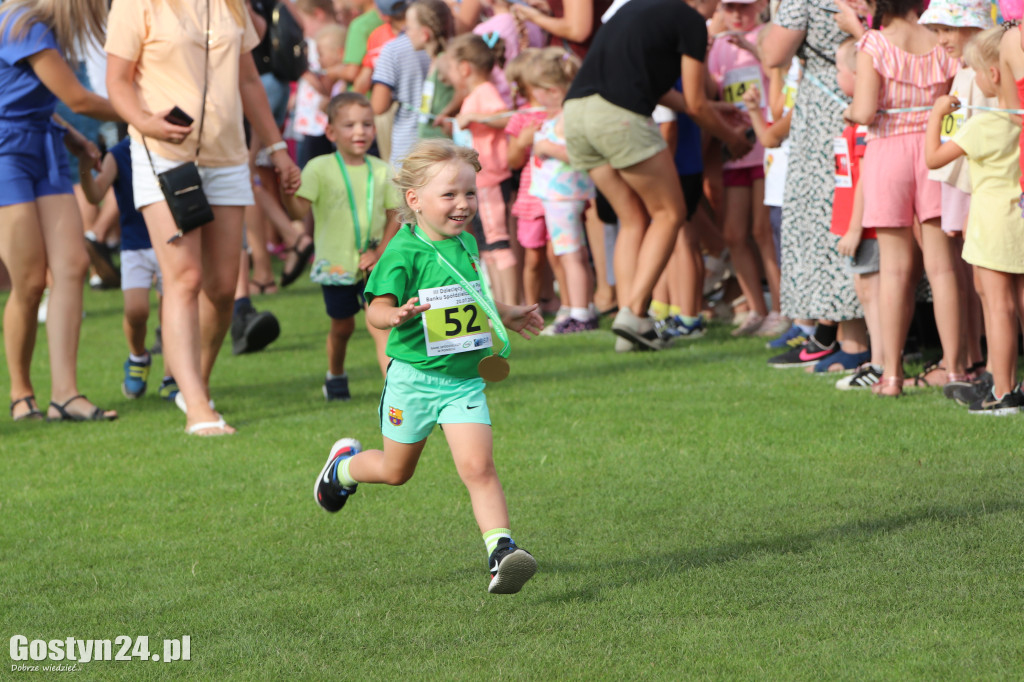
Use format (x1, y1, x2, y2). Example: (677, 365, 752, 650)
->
(721, 0, 762, 32)
(326, 103, 375, 163)
(406, 160, 479, 240)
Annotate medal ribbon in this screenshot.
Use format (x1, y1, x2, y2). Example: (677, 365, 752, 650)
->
(411, 226, 510, 358)
(334, 153, 374, 252)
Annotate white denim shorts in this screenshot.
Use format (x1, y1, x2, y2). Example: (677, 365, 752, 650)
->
(129, 138, 254, 210)
(121, 247, 163, 292)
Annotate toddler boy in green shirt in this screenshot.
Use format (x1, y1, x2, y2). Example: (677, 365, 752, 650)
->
(282, 93, 400, 400)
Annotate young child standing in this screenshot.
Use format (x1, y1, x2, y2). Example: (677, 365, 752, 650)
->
(830, 38, 880, 386)
(282, 94, 401, 400)
(846, 0, 960, 396)
(314, 139, 543, 594)
(505, 49, 565, 310)
(926, 28, 1024, 414)
(919, 0, 994, 396)
(527, 47, 598, 333)
(404, 0, 457, 140)
(78, 138, 176, 401)
(450, 33, 519, 306)
(707, 0, 785, 337)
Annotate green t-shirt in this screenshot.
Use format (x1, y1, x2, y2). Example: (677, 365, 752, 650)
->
(418, 62, 455, 140)
(366, 226, 493, 378)
(296, 153, 400, 285)
(342, 9, 383, 66)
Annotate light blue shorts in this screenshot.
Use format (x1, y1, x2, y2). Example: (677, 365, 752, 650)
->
(379, 360, 490, 444)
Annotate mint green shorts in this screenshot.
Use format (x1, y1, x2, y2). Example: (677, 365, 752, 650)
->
(379, 360, 491, 444)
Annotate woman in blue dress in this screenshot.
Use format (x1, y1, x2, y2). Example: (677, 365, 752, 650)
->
(0, 0, 120, 421)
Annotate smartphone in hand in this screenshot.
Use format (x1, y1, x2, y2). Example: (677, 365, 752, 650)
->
(165, 106, 194, 127)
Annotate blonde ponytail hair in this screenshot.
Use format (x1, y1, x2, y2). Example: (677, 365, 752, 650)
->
(0, 0, 107, 67)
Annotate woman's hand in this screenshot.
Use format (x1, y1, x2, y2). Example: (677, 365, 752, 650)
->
(138, 108, 193, 144)
(834, 0, 866, 39)
(272, 149, 302, 195)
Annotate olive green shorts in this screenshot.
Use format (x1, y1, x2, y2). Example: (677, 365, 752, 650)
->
(563, 94, 667, 171)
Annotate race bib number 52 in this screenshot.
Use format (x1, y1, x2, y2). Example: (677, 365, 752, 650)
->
(419, 283, 492, 357)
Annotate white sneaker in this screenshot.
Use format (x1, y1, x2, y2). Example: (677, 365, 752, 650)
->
(755, 311, 791, 337)
(731, 311, 765, 337)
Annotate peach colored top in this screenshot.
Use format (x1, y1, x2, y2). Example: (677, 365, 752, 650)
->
(105, 0, 259, 166)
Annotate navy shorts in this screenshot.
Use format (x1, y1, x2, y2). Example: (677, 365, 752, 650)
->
(322, 282, 366, 320)
(0, 123, 72, 206)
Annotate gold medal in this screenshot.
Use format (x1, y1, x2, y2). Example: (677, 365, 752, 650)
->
(478, 354, 510, 382)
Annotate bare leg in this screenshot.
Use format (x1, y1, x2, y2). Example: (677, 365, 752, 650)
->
(721, 185, 767, 317)
(750, 179, 780, 313)
(37, 195, 114, 418)
(854, 271, 883, 367)
(975, 268, 1017, 397)
(327, 317, 355, 376)
(921, 220, 965, 377)
(522, 246, 545, 306)
(876, 228, 920, 388)
(199, 206, 244, 387)
(142, 200, 235, 433)
(348, 436, 427, 485)
(585, 202, 615, 313)
(123, 289, 151, 356)
(589, 149, 685, 315)
(0, 201, 47, 411)
(445, 422, 509, 533)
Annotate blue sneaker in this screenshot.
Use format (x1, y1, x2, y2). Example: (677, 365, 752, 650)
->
(766, 324, 808, 350)
(158, 377, 179, 402)
(672, 315, 706, 340)
(122, 355, 151, 399)
(315, 438, 361, 512)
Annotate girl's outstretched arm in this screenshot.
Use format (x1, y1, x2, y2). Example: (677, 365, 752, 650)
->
(368, 295, 431, 330)
(496, 302, 544, 339)
(924, 95, 965, 170)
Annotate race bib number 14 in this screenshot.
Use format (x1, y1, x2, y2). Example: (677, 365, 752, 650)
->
(419, 283, 493, 357)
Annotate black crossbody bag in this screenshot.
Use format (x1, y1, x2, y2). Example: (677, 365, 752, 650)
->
(143, 0, 214, 243)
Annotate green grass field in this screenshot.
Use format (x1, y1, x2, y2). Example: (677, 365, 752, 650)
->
(3, 279, 1024, 680)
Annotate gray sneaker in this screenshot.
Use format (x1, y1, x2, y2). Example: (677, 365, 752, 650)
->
(611, 308, 664, 351)
(945, 371, 992, 406)
(968, 386, 1024, 416)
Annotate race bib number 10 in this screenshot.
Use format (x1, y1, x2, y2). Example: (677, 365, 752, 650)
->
(419, 283, 493, 357)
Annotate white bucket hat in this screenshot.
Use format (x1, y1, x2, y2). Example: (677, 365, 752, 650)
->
(919, 0, 995, 29)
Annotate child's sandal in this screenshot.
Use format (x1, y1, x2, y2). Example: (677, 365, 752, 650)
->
(874, 375, 903, 398)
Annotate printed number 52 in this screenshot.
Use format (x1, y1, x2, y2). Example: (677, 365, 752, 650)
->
(444, 305, 482, 336)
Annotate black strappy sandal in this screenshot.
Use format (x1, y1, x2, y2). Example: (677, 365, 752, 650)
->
(47, 394, 117, 422)
(249, 279, 278, 295)
(10, 395, 43, 422)
(280, 237, 314, 287)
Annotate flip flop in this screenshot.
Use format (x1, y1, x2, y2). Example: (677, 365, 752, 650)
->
(10, 395, 43, 422)
(175, 391, 215, 414)
(47, 394, 117, 422)
(185, 418, 232, 436)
